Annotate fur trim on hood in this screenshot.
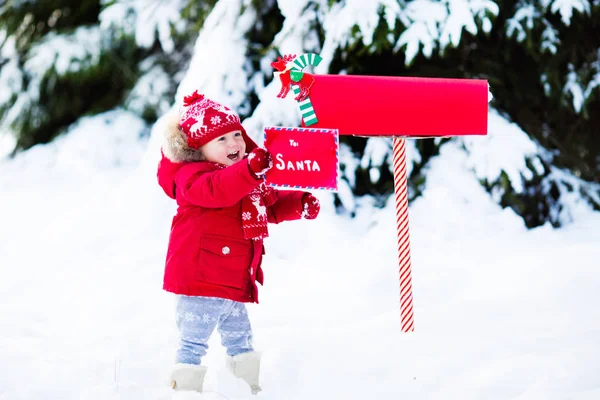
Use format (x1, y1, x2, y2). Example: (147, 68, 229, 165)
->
(161, 110, 204, 163)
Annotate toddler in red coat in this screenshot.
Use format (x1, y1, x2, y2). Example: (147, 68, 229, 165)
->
(157, 92, 320, 394)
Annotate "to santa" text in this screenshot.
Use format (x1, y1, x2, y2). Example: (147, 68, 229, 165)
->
(275, 153, 321, 172)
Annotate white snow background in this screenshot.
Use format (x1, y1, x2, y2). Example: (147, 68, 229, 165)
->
(2, 0, 600, 399)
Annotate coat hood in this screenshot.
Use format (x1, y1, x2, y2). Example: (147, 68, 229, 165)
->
(157, 151, 183, 199)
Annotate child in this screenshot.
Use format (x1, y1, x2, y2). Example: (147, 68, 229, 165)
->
(157, 92, 320, 394)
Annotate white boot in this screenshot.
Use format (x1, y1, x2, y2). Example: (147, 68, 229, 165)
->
(225, 351, 262, 395)
(170, 363, 207, 392)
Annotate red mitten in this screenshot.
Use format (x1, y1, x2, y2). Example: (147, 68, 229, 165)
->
(248, 148, 273, 177)
(301, 193, 320, 219)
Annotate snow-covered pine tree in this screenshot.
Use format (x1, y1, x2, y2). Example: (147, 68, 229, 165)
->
(0, 0, 216, 151)
(0, 0, 136, 150)
(239, 0, 600, 226)
(1, 0, 598, 227)
(488, 0, 600, 226)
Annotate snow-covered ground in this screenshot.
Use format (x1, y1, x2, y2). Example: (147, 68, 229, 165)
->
(1, 108, 599, 400)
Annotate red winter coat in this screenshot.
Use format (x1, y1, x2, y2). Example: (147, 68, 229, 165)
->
(157, 154, 305, 303)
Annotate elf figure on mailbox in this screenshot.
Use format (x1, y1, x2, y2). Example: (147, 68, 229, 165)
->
(157, 91, 320, 395)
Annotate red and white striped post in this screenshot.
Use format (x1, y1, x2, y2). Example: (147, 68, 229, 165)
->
(392, 138, 414, 332)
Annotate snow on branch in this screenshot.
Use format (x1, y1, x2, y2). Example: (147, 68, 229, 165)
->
(100, 0, 188, 53)
(176, 0, 255, 110)
(275, 0, 328, 56)
(462, 109, 540, 194)
(126, 60, 173, 118)
(540, 23, 560, 54)
(395, 0, 447, 63)
(506, 3, 539, 42)
(563, 53, 600, 114)
(322, 0, 400, 53)
(544, 0, 591, 26)
(25, 26, 102, 77)
(322, 0, 499, 66)
(0, 36, 22, 106)
(395, 0, 498, 65)
(564, 65, 585, 113)
(508, 0, 591, 51)
(0, 27, 102, 133)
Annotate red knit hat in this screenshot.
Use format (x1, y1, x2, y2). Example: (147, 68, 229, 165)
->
(178, 91, 245, 149)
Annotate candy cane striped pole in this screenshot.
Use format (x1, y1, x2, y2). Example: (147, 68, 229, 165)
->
(291, 87, 318, 125)
(290, 53, 322, 126)
(392, 137, 414, 332)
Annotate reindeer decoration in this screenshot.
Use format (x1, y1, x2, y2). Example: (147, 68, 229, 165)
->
(270, 54, 316, 102)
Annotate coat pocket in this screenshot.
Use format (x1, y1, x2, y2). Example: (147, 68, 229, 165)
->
(197, 235, 252, 290)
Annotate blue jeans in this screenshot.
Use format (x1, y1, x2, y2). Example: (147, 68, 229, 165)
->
(175, 296, 254, 365)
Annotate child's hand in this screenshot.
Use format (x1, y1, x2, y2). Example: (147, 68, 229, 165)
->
(248, 148, 273, 177)
(301, 193, 320, 219)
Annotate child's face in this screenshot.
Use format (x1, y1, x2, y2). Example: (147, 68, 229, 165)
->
(200, 130, 247, 166)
